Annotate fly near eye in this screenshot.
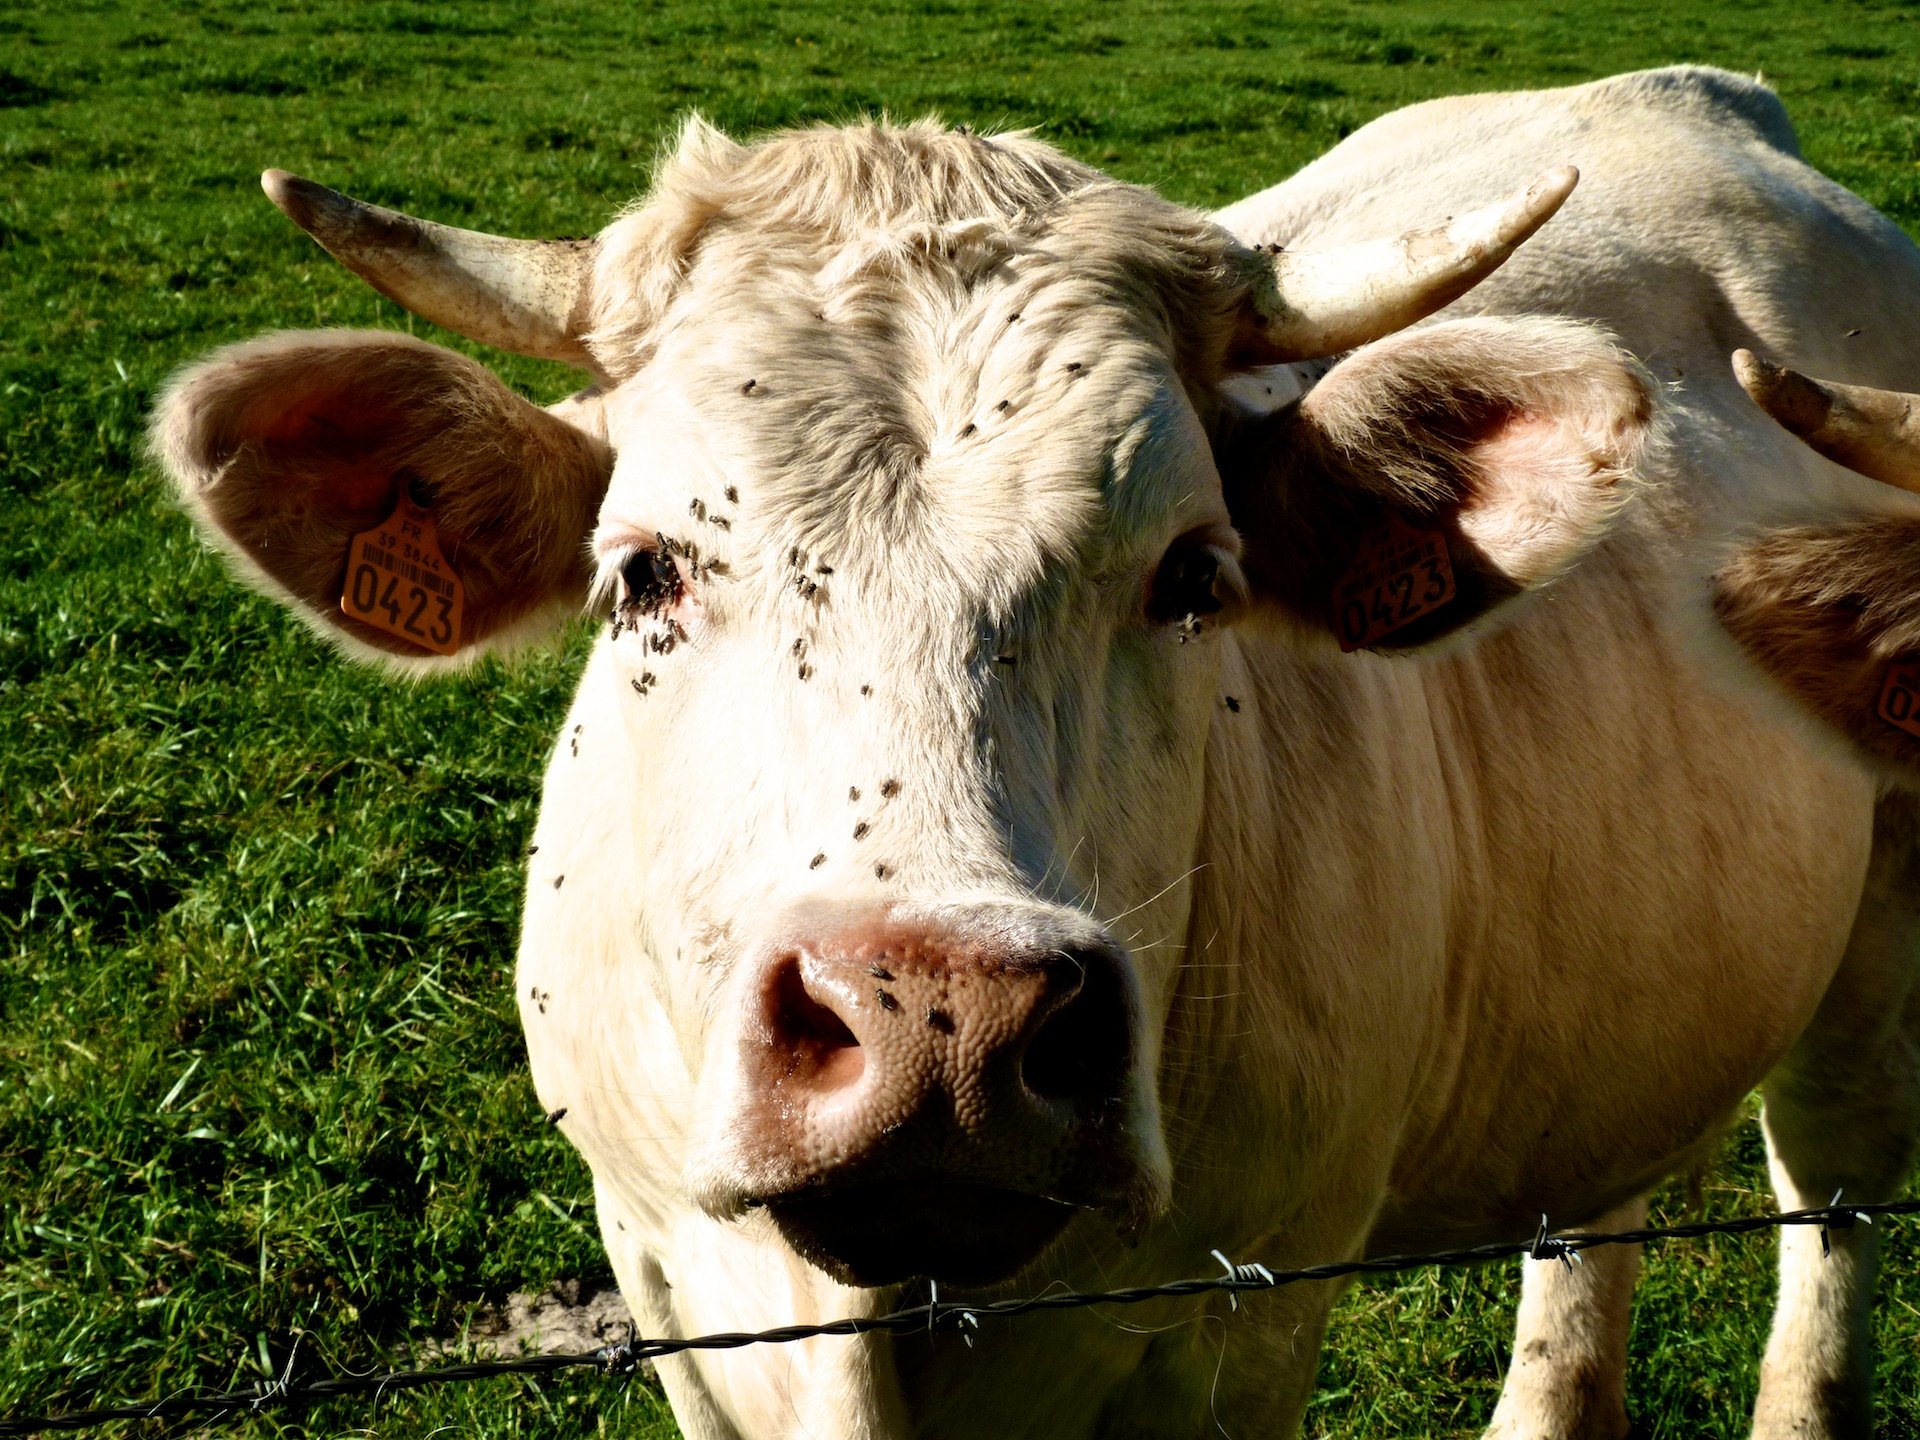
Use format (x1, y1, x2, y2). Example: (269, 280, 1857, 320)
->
(620, 547, 681, 613)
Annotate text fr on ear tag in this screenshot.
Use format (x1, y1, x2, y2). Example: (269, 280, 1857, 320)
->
(1331, 510, 1456, 652)
(339, 488, 467, 657)
(1877, 659, 1920, 740)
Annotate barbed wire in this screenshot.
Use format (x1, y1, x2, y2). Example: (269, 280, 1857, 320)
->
(4, 1196, 1917, 1436)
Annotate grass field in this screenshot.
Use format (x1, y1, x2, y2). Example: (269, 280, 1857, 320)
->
(4, 1, 1919, 1435)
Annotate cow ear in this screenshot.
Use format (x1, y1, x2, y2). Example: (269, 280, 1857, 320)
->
(1221, 317, 1654, 651)
(1713, 514, 1920, 785)
(152, 330, 613, 670)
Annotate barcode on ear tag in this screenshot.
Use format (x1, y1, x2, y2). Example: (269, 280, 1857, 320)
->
(1877, 660, 1920, 739)
(339, 498, 466, 657)
(1331, 512, 1456, 652)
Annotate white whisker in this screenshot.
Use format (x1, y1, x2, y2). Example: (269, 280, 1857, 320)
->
(1100, 863, 1208, 929)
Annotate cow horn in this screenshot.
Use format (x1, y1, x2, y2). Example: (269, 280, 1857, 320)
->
(1734, 350, 1920, 494)
(261, 169, 598, 370)
(1251, 166, 1579, 361)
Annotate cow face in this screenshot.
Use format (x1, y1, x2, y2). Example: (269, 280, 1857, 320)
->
(585, 228, 1238, 1281)
(154, 119, 1651, 1287)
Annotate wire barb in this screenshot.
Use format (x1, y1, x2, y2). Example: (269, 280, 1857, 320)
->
(1819, 1189, 1871, 1258)
(1528, 1214, 1583, 1270)
(926, 1279, 982, 1345)
(594, 1338, 640, 1377)
(1209, 1248, 1277, 1309)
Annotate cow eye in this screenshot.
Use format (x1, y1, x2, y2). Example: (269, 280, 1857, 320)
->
(1146, 533, 1227, 628)
(619, 547, 681, 613)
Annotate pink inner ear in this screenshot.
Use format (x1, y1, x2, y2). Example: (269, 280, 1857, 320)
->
(253, 388, 406, 516)
(1457, 408, 1616, 585)
(328, 465, 403, 518)
(1470, 408, 1568, 472)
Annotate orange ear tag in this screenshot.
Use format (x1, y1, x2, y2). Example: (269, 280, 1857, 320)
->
(1331, 511, 1456, 652)
(1877, 659, 1920, 739)
(339, 497, 467, 657)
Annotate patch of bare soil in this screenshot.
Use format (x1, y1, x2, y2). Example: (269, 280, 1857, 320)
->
(429, 1279, 643, 1367)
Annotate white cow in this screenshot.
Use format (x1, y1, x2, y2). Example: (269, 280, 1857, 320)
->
(153, 66, 1920, 1439)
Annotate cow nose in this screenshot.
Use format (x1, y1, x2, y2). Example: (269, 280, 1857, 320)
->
(760, 936, 1129, 1125)
(735, 920, 1140, 1285)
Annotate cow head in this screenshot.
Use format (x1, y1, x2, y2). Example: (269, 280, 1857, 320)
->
(1715, 352, 1920, 786)
(153, 120, 1652, 1287)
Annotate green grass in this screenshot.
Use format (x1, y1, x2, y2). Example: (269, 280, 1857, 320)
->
(3, 0, 1919, 1435)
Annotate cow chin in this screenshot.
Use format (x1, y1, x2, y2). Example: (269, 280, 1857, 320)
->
(765, 1180, 1079, 1287)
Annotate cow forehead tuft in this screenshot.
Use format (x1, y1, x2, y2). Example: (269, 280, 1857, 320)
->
(615, 117, 1103, 266)
(586, 117, 1253, 390)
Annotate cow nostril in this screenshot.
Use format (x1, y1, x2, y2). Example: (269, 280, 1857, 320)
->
(1020, 956, 1129, 1106)
(771, 959, 864, 1090)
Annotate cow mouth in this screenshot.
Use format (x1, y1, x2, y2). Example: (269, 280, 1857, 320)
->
(764, 1181, 1077, 1287)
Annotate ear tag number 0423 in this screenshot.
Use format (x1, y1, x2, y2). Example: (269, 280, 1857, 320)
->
(339, 497, 466, 657)
(1331, 511, 1456, 652)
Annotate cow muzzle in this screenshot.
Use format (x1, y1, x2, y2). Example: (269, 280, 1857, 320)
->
(718, 912, 1156, 1286)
